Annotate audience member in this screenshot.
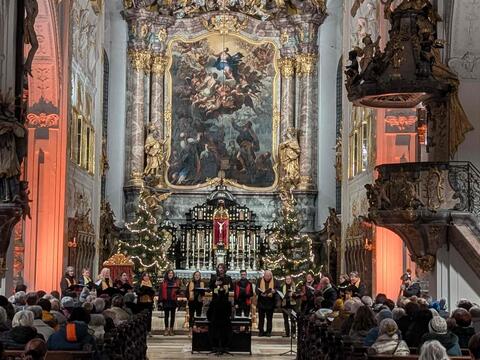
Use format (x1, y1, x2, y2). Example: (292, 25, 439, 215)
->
(419, 315, 461, 356)
(469, 333, 480, 360)
(405, 309, 433, 348)
(23, 338, 48, 360)
(0, 307, 10, 333)
(27, 305, 55, 341)
(418, 340, 449, 360)
(368, 318, 410, 356)
(26, 293, 38, 306)
(396, 302, 420, 339)
(0, 310, 43, 349)
(364, 308, 393, 346)
(47, 307, 97, 353)
(349, 305, 376, 342)
(470, 306, 480, 333)
(457, 299, 474, 311)
(110, 295, 131, 323)
(452, 307, 475, 348)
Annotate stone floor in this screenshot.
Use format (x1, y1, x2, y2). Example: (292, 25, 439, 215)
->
(152, 311, 288, 335)
(147, 334, 297, 359)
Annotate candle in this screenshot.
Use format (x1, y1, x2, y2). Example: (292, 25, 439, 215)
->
(202, 229, 206, 269)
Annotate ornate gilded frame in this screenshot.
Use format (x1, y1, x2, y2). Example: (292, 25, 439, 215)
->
(163, 30, 281, 192)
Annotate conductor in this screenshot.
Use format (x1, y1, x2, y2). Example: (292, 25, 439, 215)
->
(207, 263, 233, 354)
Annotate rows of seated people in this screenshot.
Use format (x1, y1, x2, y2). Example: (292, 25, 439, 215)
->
(297, 271, 480, 360)
(0, 270, 149, 360)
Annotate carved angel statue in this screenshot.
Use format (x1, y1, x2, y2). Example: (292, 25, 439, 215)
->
(143, 191, 171, 219)
(144, 124, 166, 177)
(357, 34, 381, 71)
(279, 127, 300, 188)
(0, 92, 26, 203)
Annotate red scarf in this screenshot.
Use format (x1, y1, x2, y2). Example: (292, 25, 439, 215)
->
(161, 279, 178, 301)
(235, 282, 252, 305)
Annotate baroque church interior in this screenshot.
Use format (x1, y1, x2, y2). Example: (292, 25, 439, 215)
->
(1, 0, 480, 359)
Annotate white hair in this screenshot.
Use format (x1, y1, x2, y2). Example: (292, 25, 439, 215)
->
(94, 298, 105, 313)
(14, 291, 26, 304)
(419, 340, 449, 360)
(12, 310, 34, 327)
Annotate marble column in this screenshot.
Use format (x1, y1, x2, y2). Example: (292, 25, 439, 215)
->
(278, 57, 296, 137)
(296, 52, 319, 191)
(150, 54, 167, 139)
(126, 49, 151, 186)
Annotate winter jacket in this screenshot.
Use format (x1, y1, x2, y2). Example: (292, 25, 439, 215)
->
(47, 321, 97, 352)
(364, 327, 402, 347)
(420, 332, 462, 356)
(368, 334, 410, 356)
(33, 318, 55, 341)
(452, 325, 475, 348)
(320, 285, 338, 309)
(0, 326, 44, 349)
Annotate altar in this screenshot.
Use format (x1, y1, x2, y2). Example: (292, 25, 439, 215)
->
(175, 184, 265, 274)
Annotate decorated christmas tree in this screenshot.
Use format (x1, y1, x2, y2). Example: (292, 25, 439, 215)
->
(118, 187, 173, 283)
(263, 186, 317, 279)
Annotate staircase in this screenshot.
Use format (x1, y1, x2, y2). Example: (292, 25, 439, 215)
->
(365, 161, 480, 284)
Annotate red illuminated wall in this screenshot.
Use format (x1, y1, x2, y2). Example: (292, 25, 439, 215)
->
(23, 0, 70, 292)
(373, 108, 418, 299)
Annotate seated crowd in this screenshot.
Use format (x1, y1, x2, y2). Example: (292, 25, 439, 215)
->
(0, 266, 150, 360)
(297, 270, 480, 360)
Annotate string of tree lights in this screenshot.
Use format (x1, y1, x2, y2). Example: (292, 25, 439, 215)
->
(263, 186, 319, 280)
(118, 187, 174, 281)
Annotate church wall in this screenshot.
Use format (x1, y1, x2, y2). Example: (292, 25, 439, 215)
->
(317, 0, 343, 227)
(0, 0, 18, 294)
(435, 245, 480, 311)
(447, 0, 480, 170)
(23, 0, 70, 292)
(340, 0, 379, 277)
(66, 0, 105, 276)
(104, 0, 128, 225)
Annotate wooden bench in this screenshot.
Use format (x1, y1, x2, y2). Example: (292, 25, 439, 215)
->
(3, 350, 94, 360)
(367, 355, 470, 360)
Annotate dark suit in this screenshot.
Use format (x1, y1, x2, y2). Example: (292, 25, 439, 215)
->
(349, 282, 367, 298)
(320, 285, 338, 309)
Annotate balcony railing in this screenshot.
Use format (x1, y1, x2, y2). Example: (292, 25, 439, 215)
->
(367, 161, 480, 218)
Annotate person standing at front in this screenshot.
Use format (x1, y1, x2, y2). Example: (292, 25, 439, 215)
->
(256, 270, 278, 337)
(158, 270, 180, 336)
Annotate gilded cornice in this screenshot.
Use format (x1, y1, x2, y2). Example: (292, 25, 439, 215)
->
(277, 57, 295, 78)
(296, 52, 318, 76)
(151, 55, 168, 75)
(128, 49, 152, 72)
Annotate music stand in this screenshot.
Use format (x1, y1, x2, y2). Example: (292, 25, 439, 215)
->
(280, 309, 297, 356)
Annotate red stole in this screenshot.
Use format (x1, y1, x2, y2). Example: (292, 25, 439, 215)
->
(235, 282, 252, 305)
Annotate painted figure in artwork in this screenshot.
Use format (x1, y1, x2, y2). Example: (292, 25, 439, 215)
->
(232, 119, 259, 174)
(213, 200, 229, 249)
(168, 34, 276, 187)
(214, 48, 244, 80)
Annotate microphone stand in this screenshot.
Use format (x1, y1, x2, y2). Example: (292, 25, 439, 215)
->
(280, 308, 297, 356)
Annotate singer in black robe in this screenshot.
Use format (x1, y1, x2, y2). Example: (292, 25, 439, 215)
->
(207, 263, 233, 354)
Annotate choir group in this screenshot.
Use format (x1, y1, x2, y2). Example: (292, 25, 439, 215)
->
(60, 264, 370, 338)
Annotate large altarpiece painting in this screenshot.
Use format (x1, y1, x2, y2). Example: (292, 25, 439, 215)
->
(165, 33, 279, 189)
